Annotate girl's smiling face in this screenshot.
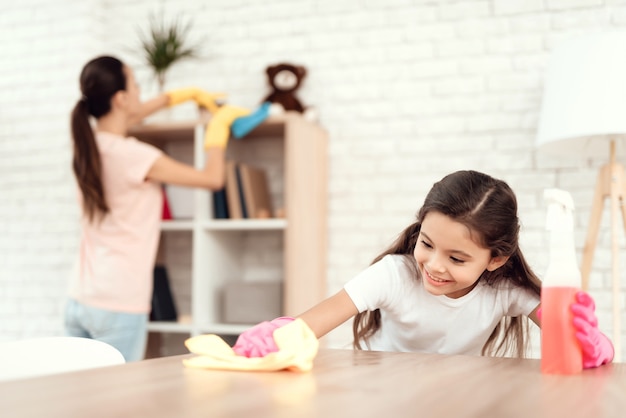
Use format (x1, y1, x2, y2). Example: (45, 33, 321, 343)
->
(413, 211, 507, 299)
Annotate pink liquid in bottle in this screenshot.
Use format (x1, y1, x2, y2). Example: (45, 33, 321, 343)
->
(541, 286, 582, 374)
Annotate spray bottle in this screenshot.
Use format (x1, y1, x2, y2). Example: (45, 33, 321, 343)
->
(541, 188, 583, 375)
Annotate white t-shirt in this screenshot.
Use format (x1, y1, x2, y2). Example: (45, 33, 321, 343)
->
(69, 132, 163, 314)
(344, 254, 540, 355)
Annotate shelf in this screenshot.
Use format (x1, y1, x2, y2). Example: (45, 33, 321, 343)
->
(147, 321, 253, 336)
(129, 121, 197, 143)
(195, 323, 254, 335)
(243, 115, 287, 138)
(147, 321, 194, 333)
(201, 218, 287, 231)
(161, 219, 286, 231)
(160, 220, 194, 231)
(138, 113, 327, 358)
(129, 113, 293, 144)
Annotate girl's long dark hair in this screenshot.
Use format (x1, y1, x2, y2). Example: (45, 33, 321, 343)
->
(71, 56, 126, 222)
(352, 170, 541, 358)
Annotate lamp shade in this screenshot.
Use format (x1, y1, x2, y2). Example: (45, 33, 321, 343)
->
(536, 31, 626, 157)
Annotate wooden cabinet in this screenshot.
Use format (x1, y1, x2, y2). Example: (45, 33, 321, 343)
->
(131, 112, 328, 355)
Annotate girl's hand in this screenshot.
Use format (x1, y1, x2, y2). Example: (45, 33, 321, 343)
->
(571, 291, 614, 368)
(232, 317, 295, 358)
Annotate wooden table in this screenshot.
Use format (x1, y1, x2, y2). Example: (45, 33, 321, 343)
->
(2, 348, 626, 417)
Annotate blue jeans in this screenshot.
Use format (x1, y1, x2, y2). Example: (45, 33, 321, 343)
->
(64, 299, 148, 362)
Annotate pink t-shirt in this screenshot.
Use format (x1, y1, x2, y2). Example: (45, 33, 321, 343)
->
(69, 132, 163, 313)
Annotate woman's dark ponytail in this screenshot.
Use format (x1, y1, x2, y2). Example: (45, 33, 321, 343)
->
(71, 98, 108, 221)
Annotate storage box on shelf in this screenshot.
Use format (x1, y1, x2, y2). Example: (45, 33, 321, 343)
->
(130, 112, 328, 355)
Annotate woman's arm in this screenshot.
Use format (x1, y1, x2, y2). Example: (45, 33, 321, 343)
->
(128, 94, 169, 126)
(146, 147, 226, 190)
(298, 289, 359, 338)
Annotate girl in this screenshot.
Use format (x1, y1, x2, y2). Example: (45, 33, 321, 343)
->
(233, 170, 614, 368)
(66, 55, 254, 361)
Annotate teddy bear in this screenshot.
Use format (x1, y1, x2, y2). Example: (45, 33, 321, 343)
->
(262, 63, 317, 122)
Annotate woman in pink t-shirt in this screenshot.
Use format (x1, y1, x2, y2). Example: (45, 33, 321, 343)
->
(66, 55, 267, 361)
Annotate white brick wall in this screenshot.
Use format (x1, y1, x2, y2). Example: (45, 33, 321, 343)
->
(2, 0, 626, 360)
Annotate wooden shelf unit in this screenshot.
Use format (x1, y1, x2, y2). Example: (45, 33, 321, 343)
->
(131, 112, 328, 345)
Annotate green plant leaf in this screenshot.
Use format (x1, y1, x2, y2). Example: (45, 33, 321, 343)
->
(136, 12, 202, 88)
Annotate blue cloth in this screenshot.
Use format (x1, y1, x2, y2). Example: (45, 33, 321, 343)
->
(231, 101, 271, 139)
(64, 298, 148, 362)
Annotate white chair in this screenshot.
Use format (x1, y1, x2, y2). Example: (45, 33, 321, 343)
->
(0, 336, 125, 382)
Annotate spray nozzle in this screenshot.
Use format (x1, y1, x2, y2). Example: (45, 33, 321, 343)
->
(543, 188, 575, 232)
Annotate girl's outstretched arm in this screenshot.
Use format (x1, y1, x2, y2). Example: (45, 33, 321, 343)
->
(232, 289, 358, 358)
(299, 289, 359, 339)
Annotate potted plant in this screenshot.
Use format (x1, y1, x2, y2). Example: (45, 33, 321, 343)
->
(137, 13, 201, 92)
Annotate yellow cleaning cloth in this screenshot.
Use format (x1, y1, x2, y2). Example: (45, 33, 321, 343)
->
(183, 319, 319, 372)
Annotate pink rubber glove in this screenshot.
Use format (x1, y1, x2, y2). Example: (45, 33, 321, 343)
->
(232, 317, 295, 358)
(571, 291, 614, 369)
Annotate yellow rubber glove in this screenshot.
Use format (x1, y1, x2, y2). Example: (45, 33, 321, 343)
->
(166, 87, 199, 107)
(204, 105, 251, 149)
(195, 90, 227, 114)
(165, 87, 227, 111)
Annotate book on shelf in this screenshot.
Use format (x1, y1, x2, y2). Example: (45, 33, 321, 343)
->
(234, 164, 249, 218)
(161, 187, 173, 220)
(223, 160, 273, 220)
(239, 162, 273, 219)
(150, 265, 178, 322)
(212, 188, 229, 219)
(225, 160, 243, 219)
